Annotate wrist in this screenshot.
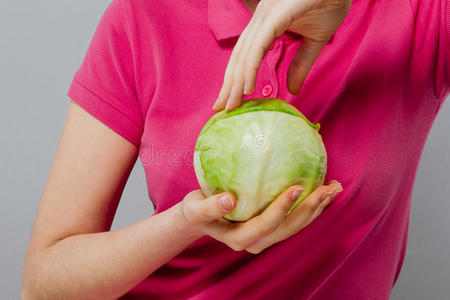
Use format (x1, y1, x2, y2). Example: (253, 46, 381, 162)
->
(170, 202, 205, 241)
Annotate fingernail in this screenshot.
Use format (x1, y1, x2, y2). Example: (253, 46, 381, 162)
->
(243, 83, 248, 94)
(212, 98, 220, 110)
(336, 182, 343, 192)
(321, 190, 333, 202)
(225, 98, 231, 111)
(219, 195, 233, 211)
(290, 187, 304, 202)
(332, 187, 344, 199)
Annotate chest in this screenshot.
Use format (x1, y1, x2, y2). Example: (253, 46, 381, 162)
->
(137, 2, 435, 213)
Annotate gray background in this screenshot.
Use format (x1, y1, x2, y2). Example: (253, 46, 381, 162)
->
(0, 1, 448, 299)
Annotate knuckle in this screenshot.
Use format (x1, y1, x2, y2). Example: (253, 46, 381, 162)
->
(281, 199, 295, 211)
(229, 241, 245, 252)
(258, 218, 277, 235)
(229, 48, 240, 63)
(232, 73, 242, 86)
(246, 247, 263, 255)
(260, 16, 278, 39)
(199, 209, 211, 220)
(317, 186, 330, 195)
(184, 191, 195, 199)
(255, 1, 266, 14)
(236, 51, 246, 64)
(180, 199, 192, 215)
(252, 13, 263, 28)
(184, 190, 201, 200)
(180, 201, 198, 225)
(259, 8, 267, 21)
(199, 206, 216, 220)
(226, 237, 242, 252)
(302, 200, 317, 212)
(227, 237, 253, 252)
(245, 59, 258, 72)
(232, 66, 246, 82)
(285, 223, 301, 237)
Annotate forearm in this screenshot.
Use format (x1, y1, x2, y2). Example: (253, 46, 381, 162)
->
(22, 203, 202, 300)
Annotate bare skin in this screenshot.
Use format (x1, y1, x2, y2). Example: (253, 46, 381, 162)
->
(213, 0, 352, 111)
(22, 1, 347, 298)
(22, 102, 341, 299)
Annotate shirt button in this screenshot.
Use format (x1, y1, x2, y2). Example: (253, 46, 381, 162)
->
(262, 84, 273, 97)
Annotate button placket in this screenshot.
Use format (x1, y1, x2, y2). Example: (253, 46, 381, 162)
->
(262, 84, 273, 96)
(263, 39, 284, 98)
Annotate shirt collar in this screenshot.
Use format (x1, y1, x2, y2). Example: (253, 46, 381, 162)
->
(208, 0, 252, 41)
(207, 0, 304, 43)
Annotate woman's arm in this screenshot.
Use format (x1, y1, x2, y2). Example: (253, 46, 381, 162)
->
(23, 101, 342, 299)
(22, 101, 204, 300)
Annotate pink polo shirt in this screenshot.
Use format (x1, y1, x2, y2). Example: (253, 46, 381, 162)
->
(68, 0, 449, 299)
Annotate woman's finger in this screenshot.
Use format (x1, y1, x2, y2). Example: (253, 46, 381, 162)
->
(201, 185, 303, 251)
(181, 191, 236, 224)
(212, 17, 256, 111)
(225, 74, 246, 111)
(212, 37, 245, 111)
(243, 2, 306, 95)
(223, 2, 273, 110)
(245, 180, 343, 254)
(234, 185, 304, 240)
(286, 37, 328, 95)
(282, 180, 342, 232)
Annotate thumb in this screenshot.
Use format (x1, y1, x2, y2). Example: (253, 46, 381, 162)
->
(287, 37, 327, 95)
(183, 191, 236, 223)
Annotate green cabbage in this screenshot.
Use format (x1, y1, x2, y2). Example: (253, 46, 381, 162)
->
(194, 98, 327, 221)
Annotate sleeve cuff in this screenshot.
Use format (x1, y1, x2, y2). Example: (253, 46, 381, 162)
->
(67, 79, 143, 146)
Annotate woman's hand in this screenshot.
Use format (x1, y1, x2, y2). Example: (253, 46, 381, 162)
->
(213, 0, 352, 111)
(180, 180, 343, 254)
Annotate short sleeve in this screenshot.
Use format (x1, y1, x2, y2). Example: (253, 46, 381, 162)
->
(411, 0, 450, 103)
(437, 0, 450, 102)
(68, 0, 143, 146)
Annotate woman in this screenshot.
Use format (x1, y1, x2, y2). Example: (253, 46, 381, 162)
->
(22, 0, 448, 299)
